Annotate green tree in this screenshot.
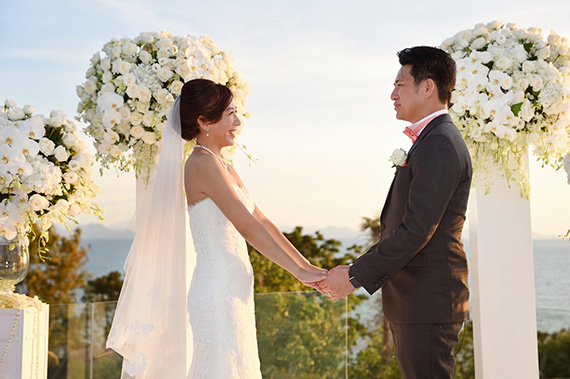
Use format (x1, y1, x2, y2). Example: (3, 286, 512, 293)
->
(81, 270, 123, 303)
(249, 226, 368, 378)
(538, 328, 570, 378)
(17, 225, 88, 304)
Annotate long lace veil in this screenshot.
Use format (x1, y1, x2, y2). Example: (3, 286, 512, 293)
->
(107, 98, 190, 378)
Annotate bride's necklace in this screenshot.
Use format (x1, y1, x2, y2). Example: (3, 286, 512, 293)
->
(194, 143, 228, 169)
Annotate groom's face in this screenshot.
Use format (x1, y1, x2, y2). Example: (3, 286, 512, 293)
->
(391, 64, 423, 123)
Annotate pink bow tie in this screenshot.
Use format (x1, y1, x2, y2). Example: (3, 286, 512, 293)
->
(403, 126, 418, 143)
(402, 112, 445, 143)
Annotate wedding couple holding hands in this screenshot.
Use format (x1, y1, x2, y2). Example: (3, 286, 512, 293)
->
(108, 45, 472, 379)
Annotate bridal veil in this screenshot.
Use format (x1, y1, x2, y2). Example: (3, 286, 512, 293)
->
(107, 98, 192, 378)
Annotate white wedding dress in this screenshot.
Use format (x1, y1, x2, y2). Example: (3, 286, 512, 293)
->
(186, 184, 262, 379)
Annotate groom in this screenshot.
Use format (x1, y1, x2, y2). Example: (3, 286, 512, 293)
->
(320, 46, 472, 378)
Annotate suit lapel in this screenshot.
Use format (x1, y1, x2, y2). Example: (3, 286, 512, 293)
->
(406, 114, 451, 158)
(380, 114, 452, 226)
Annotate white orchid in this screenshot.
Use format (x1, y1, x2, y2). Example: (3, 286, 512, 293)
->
(0, 100, 101, 249)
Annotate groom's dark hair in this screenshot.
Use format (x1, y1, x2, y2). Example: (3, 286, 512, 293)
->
(397, 46, 456, 106)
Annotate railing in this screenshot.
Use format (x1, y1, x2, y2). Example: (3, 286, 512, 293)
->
(44, 292, 570, 379)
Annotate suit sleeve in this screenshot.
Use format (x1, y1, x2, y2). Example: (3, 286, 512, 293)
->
(350, 133, 463, 295)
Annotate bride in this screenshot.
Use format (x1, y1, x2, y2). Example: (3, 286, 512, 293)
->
(107, 78, 327, 378)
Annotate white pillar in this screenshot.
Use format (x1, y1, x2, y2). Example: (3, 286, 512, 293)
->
(0, 303, 49, 379)
(469, 151, 539, 378)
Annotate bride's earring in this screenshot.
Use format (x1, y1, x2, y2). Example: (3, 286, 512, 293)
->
(206, 128, 209, 137)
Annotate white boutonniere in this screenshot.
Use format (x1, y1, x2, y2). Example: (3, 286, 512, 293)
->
(390, 148, 407, 172)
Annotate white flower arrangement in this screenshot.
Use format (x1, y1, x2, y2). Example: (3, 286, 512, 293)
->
(0, 291, 44, 310)
(77, 31, 250, 183)
(390, 148, 408, 170)
(0, 100, 101, 254)
(441, 21, 570, 197)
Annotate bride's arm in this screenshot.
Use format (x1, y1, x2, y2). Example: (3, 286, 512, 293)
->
(188, 157, 326, 283)
(252, 207, 315, 269)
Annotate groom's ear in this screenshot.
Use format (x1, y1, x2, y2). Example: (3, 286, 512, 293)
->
(422, 78, 438, 99)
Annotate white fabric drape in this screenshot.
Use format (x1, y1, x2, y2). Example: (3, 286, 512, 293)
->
(107, 98, 191, 378)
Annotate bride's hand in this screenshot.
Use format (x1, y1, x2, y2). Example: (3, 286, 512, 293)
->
(295, 265, 328, 292)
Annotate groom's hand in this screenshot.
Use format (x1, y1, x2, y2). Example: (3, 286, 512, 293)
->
(319, 265, 355, 301)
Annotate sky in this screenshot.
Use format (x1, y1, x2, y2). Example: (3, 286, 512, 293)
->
(1, 0, 569, 238)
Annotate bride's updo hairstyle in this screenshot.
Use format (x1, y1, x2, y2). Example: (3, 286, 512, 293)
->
(179, 78, 233, 141)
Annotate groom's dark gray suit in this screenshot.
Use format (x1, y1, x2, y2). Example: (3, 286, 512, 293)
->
(350, 113, 471, 325)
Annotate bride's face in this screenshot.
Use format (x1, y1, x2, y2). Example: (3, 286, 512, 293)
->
(209, 99, 241, 147)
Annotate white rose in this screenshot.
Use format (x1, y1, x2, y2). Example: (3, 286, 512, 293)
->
(63, 133, 78, 148)
(139, 32, 155, 44)
(23, 105, 36, 115)
(126, 84, 138, 98)
(169, 80, 184, 96)
(74, 153, 90, 169)
(390, 148, 407, 167)
(4, 99, 17, 108)
(102, 71, 113, 83)
(536, 47, 550, 60)
(101, 58, 111, 71)
(68, 160, 81, 171)
(122, 73, 136, 86)
(90, 52, 101, 64)
(39, 138, 56, 155)
(112, 59, 132, 75)
(530, 75, 543, 91)
(7, 107, 25, 121)
(63, 171, 78, 184)
(84, 80, 97, 94)
(54, 145, 69, 162)
(136, 101, 149, 113)
(123, 42, 138, 56)
(130, 112, 143, 125)
(49, 110, 66, 127)
(141, 131, 156, 145)
(139, 50, 152, 64)
(470, 37, 487, 50)
(118, 106, 131, 121)
(117, 122, 131, 136)
(54, 199, 70, 213)
(130, 126, 145, 139)
(136, 85, 152, 102)
(101, 83, 115, 92)
(29, 194, 50, 212)
(142, 113, 154, 126)
(522, 61, 535, 73)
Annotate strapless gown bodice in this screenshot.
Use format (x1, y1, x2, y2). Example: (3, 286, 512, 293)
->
(186, 185, 261, 379)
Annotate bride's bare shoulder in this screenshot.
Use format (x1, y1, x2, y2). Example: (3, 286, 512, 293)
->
(185, 150, 223, 177)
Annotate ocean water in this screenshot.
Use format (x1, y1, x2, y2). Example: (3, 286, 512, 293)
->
(82, 237, 570, 333)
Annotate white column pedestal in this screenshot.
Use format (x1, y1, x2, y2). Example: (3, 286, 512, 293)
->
(469, 153, 539, 378)
(0, 303, 49, 379)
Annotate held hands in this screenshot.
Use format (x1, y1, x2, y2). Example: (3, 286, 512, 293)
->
(295, 264, 329, 293)
(318, 265, 356, 301)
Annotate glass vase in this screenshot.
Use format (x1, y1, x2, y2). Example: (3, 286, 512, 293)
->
(0, 236, 29, 292)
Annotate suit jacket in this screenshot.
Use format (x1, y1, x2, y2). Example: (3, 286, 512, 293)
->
(350, 114, 472, 324)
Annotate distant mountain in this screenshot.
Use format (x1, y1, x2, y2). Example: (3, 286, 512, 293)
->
(74, 223, 135, 240)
